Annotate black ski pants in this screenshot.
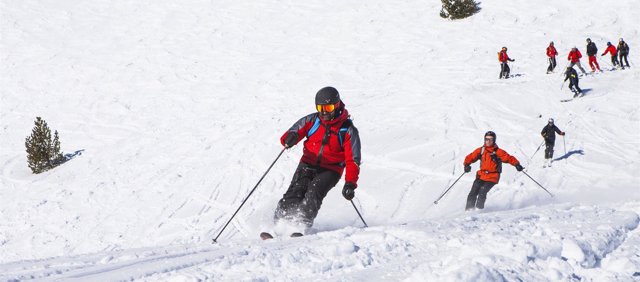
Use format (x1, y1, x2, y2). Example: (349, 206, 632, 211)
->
(619, 53, 629, 68)
(500, 62, 510, 79)
(274, 162, 340, 227)
(466, 178, 496, 210)
(545, 140, 555, 159)
(569, 78, 582, 93)
(547, 57, 557, 72)
(610, 55, 619, 67)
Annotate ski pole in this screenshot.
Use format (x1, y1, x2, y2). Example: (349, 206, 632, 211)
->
(350, 200, 368, 228)
(434, 172, 467, 204)
(530, 141, 544, 162)
(521, 171, 554, 197)
(560, 80, 565, 90)
(563, 135, 567, 162)
(212, 148, 287, 243)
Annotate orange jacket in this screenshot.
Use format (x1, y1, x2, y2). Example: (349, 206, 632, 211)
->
(464, 145, 520, 183)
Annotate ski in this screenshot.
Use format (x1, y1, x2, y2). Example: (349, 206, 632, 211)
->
(260, 232, 304, 240)
(260, 232, 274, 240)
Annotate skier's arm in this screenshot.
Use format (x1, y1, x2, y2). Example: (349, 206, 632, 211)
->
(343, 126, 361, 187)
(496, 149, 520, 166)
(280, 113, 315, 147)
(463, 148, 482, 166)
(554, 125, 563, 135)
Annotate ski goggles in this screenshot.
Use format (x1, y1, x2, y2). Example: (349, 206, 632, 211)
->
(484, 137, 495, 141)
(316, 102, 339, 113)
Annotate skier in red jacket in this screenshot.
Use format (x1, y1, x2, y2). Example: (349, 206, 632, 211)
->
(498, 47, 515, 79)
(546, 41, 558, 74)
(602, 42, 620, 69)
(567, 47, 587, 74)
(275, 87, 361, 228)
(463, 131, 523, 210)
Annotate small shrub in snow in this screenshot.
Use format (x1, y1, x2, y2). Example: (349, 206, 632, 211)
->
(440, 0, 480, 20)
(25, 117, 64, 174)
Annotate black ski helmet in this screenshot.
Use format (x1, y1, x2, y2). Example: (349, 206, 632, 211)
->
(484, 131, 496, 141)
(315, 87, 340, 105)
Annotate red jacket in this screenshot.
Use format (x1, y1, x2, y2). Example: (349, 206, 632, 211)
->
(463, 144, 520, 183)
(602, 45, 617, 56)
(546, 45, 558, 58)
(567, 50, 582, 62)
(498, 50, 510, 62)
(280, 109, 361, 186)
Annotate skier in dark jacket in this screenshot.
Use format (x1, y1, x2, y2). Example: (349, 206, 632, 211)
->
(617, 38, 630, 69)
(540, 118, 565, 167)
(564, 66, 582, 97)
(463, 131, 523, 210)
(275, 86, 361, 229)
(586, 38, 601, 72)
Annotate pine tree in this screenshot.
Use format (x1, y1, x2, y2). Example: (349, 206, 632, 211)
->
(440, 0, 480, 20)
(25, 117, 64, 174)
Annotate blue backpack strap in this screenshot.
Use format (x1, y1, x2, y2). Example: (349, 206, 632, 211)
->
(307, 117, 321, 137)
(338, 119, 352, 147)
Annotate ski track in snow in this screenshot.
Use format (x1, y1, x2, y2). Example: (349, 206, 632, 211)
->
(0, 204, 638, 281)
(1, 0, 639, 280)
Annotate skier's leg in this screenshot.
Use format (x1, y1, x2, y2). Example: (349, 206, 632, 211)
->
(505, 63, 510, 78)
(500, 63, 506, 78)
(623, 54, 630, 67)
(547, 58, 553, 73)
(466, 178, 483, 210)
(475, 182, 496, 209)
(298, 168, 341, 227)
(544, 143, 552, 159)
(572, 78, 582, 93)
(274, 163, 316, 221)
(548, 143, 555, 159)
(576, 61, 587, 74)
(594, 57, 600, 71)
(588, 56, 596, 71)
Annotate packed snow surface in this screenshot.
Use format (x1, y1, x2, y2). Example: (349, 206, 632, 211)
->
(1, 0, 639, 281)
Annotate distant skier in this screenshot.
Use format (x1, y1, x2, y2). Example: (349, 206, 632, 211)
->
(564, 66, 582, 97)
(463, 131, 523, 210)
(498, 46, 515, 79)
(567, 47, 587, 74)
(586, 38, 601, 72)
(601, 42, 620, 69)
(546, 41, 558, 73)
(617, 38, 630, 69)
(541, 118, 565, 168)
(274, 86, 361, 230)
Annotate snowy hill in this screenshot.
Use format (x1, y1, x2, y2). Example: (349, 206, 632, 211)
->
(1, 0, 639, 280)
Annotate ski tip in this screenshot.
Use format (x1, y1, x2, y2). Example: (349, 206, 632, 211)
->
(260, 232, 274, 240)
(433, 201, 438, 205)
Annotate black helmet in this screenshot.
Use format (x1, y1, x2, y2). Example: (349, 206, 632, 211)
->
(315, 87, 340, 105)
(586, 38, 591, 42)
(484, 131, 496, 141)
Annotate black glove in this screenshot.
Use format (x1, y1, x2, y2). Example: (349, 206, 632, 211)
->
(342, 182, 356, 200)
(464, 165, 471, 173)
(284, 132, 298, 148)
(515, 164, 524, 171)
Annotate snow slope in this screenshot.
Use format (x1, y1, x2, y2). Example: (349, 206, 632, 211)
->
(1, 0, 639, 280)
